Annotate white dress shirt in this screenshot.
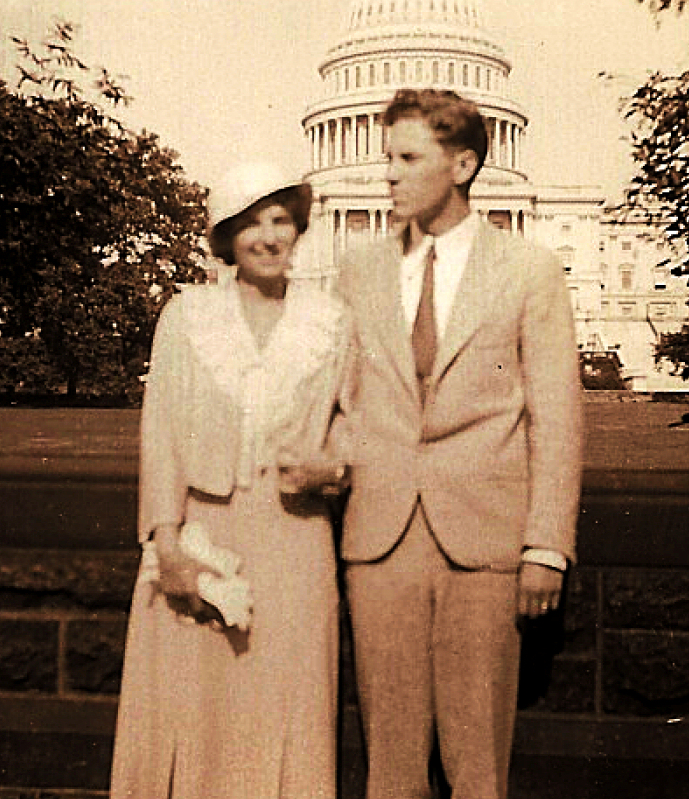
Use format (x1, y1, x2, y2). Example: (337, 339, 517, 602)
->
(400, 212, 480, 337)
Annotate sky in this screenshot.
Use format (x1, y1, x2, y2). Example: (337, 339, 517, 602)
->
(1, 0, 688, 202)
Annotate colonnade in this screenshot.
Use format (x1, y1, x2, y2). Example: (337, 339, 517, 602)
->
(316, 206, 530, 266)
(306, 113, 523, 172)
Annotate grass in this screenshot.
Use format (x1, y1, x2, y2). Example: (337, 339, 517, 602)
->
(0, 398, 688, 471)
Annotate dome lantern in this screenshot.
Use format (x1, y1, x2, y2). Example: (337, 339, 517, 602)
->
(347, 0, 487, 32)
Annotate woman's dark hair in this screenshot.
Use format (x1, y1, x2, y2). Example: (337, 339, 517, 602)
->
(209, 185, 311, 266)
(383, 88, 488, 192)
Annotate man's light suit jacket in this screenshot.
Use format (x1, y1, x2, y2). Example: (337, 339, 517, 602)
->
(335, 218, 583, 570)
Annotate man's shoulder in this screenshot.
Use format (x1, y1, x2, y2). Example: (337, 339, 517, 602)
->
(479, 220, 561, 273)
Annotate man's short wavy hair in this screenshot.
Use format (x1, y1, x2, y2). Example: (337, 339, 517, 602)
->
(383, 88, 488, 191)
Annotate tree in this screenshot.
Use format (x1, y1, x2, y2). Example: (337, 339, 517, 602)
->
(621, 2, 689, 379)
(623, 69, 689, 278)
(0, 22, 208, 404)
(654, 327, 689, 380)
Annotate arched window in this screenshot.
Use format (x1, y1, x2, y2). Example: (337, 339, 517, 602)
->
(369, 63, 376, 86)
(399, 60, 407, 82)
(462, 63, 469, 86)
(383, 62, 391, 84)
(356, 65, 362, 88)
(415, 60, 423, 82)
(475, 65, 481, 87)
(448, 62, 455, 84)
(432, 61, 439, 82)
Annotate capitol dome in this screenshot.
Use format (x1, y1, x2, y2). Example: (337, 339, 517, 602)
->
(300, 0, 532, 269)
(303, 0, 527, 188)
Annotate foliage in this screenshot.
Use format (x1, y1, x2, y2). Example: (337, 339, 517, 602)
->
(621, 1, 689, 378)
(623, 69, 689, 278)
(636, 0, 686, 12)
(0, 22, 208, 404)
(655, 324, 689, 379)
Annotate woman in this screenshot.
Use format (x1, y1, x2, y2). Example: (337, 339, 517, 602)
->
(110, 159, 351, 799)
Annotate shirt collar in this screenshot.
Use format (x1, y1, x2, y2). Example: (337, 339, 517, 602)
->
(433, 211, 480, 260)
(401, 211, 479, 277)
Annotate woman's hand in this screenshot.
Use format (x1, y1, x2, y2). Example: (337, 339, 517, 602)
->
(153, 524, 222, 620)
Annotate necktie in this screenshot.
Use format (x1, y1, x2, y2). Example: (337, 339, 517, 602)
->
(412, 241, 437, 404)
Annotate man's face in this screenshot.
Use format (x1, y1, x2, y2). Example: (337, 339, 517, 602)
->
(385, 115, 460, 229)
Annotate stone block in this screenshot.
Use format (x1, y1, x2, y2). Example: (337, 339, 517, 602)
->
(604, 569, 689, 631)
(0, 479, 138, 550)
(0, 794, 107, 799)
(0, 550, 139, 612)
(65, 618, 127, 694)
(603, 629, 689, 716)
(527, 656, 596, 714)
(562, 567, 598, 655)
(0, 620, 58, 692)
(0, 730, 111, 790)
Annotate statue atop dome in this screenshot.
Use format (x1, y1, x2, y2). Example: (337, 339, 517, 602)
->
(347, 0, 486, 32)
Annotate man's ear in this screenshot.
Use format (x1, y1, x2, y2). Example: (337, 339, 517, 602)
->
(453, 149, 479, 186)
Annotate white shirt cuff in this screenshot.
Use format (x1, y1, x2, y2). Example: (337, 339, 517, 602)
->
(521, 548, 568, 572)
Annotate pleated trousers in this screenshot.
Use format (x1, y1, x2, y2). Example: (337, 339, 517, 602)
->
(345, 501, 521, 799)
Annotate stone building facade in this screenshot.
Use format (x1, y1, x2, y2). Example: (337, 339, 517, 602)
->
(296, 0, 689, 392)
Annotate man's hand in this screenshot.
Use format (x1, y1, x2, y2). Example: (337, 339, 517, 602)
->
(517, 562, 564, 619)
(278, 455, 350, 496)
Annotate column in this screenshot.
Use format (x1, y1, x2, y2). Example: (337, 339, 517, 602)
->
(349, 115, 357, 163)
(329, 120, 336, 167)
(513, 127, 520, 171)
(522, 210, 533, 240)
(367, 114, 374, 159)
(327, 208, 337, 269)
(315, 124, 321, 171)
(507, 123, 514, 170)
(357, 118, 366, 161)
(369, 209, 376, 239)
(493, 118, 500, 167)
(510, 210, 519, 235)
(381, 209, 389, 235)
(335, 118, 343, 165)
(338, 209, 347, 254)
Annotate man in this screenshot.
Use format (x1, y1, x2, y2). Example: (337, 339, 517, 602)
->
(335, 89, 582, 799)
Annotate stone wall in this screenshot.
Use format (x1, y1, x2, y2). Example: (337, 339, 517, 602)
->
(1, 408, 689, 798)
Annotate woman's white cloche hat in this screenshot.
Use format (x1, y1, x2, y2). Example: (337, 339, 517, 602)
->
(207, 160, 312, 231)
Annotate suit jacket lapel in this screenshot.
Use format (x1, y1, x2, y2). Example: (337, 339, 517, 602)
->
(434, 220, 507, 379)
(372, 236, 419, 400)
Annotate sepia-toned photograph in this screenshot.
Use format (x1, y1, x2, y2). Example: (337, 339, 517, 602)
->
(1, 1, 688, 797)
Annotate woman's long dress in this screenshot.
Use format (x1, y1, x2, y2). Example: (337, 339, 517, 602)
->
(110, 280, 350, 799)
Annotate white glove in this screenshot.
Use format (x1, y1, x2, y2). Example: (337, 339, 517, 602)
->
(141, 522, 253, 632)
(181, 522, 253, 632)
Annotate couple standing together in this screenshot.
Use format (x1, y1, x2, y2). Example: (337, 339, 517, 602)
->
(110, 89, 582, 799)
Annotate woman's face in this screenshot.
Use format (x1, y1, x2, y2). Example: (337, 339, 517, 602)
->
(233, 200, 298, 285)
